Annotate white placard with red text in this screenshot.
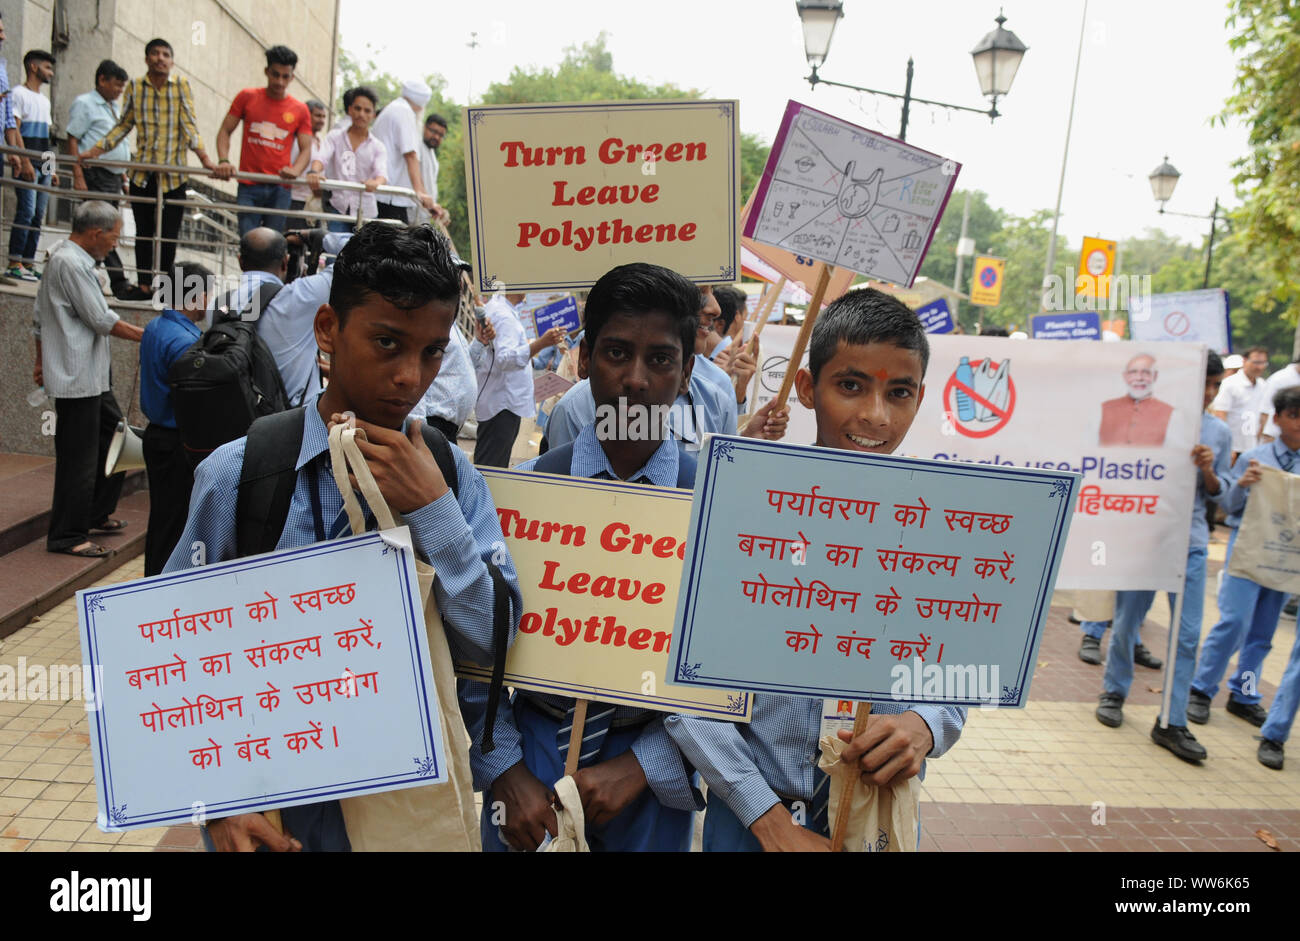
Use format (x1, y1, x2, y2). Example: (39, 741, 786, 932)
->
(76, 529, 448, 831)
(745, 332, 1205, 591)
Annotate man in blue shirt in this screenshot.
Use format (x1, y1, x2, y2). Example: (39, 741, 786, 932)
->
(255, 230, 351, 406)
(138, 261, 209, 575)
(211, 226, 287, 326)
(464, 263, 705, 852)
(1189, 385, 1300, 738)
(1095, 352, 1232, 762)
(164, 222, 521, 851)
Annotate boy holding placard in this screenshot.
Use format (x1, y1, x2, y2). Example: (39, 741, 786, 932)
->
(464, 263, 708, 852)
(1189, 385, 1300, 770)
(1093, 351, 1231, 763)
(164, 222, 522, 851)
(666, 288, 966, 851)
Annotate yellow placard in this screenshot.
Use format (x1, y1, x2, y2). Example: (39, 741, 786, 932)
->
(969, 255, 1006, 307)
(1076, 236, 1117, 299)
(462, 99, 741, 293)
(456, 469, 752, 721)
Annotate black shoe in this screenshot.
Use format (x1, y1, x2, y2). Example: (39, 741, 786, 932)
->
(1134, 642, 1163, 670)
(1186, 689, 1211, 725)
(1096, 692, 1124, 727)
(1226, 696, 1268, 727)
(1079, 634, 1103, 665)
(112, 283, 152, 302)
(1151, 721, 1207, 763)
(1258, 738, 1285, 770)
(1284, 597, 1298, 619)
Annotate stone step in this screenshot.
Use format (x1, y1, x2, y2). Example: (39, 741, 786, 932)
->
(0, 490, 149, 640)
(0, 460, 145, 557)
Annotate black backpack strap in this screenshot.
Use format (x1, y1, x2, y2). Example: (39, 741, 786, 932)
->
(216, 280, 285, 325)
(236, 407, 307, 557)
(418, 422, 460, 499)
(417, 420, 512, 753)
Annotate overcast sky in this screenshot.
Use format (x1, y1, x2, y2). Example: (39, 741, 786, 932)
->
(340, 0, 1246, 250)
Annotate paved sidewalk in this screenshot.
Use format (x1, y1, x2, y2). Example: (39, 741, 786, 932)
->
(917, 536, 1299, 850)
(1, 532, 1295, 852)
(0, 555, 201, 852)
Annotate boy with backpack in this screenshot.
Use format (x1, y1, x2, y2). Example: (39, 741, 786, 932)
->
(163, 222, 521, 851)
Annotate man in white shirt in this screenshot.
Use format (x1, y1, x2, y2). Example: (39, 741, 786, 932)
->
(413, 113, 448, 225)
(408, 325, 476, 440)
(469, 292, 562, 466)
(1259, 360, 1300, 443)
(370, 80, 440, 223)
(33, 201, 144, 557)
(1212, 346, 1270, 460)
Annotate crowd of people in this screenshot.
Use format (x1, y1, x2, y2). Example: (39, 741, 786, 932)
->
(12, 26, 1300, 853)
(2, 26, 452, 294)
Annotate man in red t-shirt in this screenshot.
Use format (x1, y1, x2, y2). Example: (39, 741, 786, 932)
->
(214, 45, 313, 235)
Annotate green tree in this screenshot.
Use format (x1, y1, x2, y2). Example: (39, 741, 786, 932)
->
(1118, 228, 1199, 279)
(1221, 1, 1300, 354)
(916, 189, 1004, 330)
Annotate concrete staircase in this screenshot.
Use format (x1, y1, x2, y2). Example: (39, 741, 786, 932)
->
(0, 454, 147, 639)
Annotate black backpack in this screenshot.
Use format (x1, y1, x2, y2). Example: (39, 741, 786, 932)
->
(168, 281, 291, 464)
(236, 407, 512, 752)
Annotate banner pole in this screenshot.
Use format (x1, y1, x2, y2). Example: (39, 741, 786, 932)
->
(563, 699, 590, 778)
(774, 265, 834, 409)
(1158, 589, 1185, 729)
(830, 701, 872, 852)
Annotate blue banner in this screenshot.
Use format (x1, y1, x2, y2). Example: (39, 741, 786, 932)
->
(1031, 312, 1100, 341)
(916, 298, 954, 334)
(532, 296, 581, 336)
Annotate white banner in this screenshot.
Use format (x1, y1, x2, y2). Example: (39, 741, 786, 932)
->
(1129, 288, 1230, 352)
(748, 331, 1205, 591)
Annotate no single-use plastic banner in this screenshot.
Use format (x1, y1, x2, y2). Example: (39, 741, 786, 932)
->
(745, 333, 1205, 592)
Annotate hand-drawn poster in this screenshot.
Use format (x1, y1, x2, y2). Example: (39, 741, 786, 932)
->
(743, 100, 960, 287)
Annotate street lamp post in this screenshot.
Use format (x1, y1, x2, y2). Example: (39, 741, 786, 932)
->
(1149, 156, 1223, 290)
(795, 2, 1026, 143)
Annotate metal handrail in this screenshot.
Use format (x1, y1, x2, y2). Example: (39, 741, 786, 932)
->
(0, 144, 431, 283)
(1, 144, 420, 201)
